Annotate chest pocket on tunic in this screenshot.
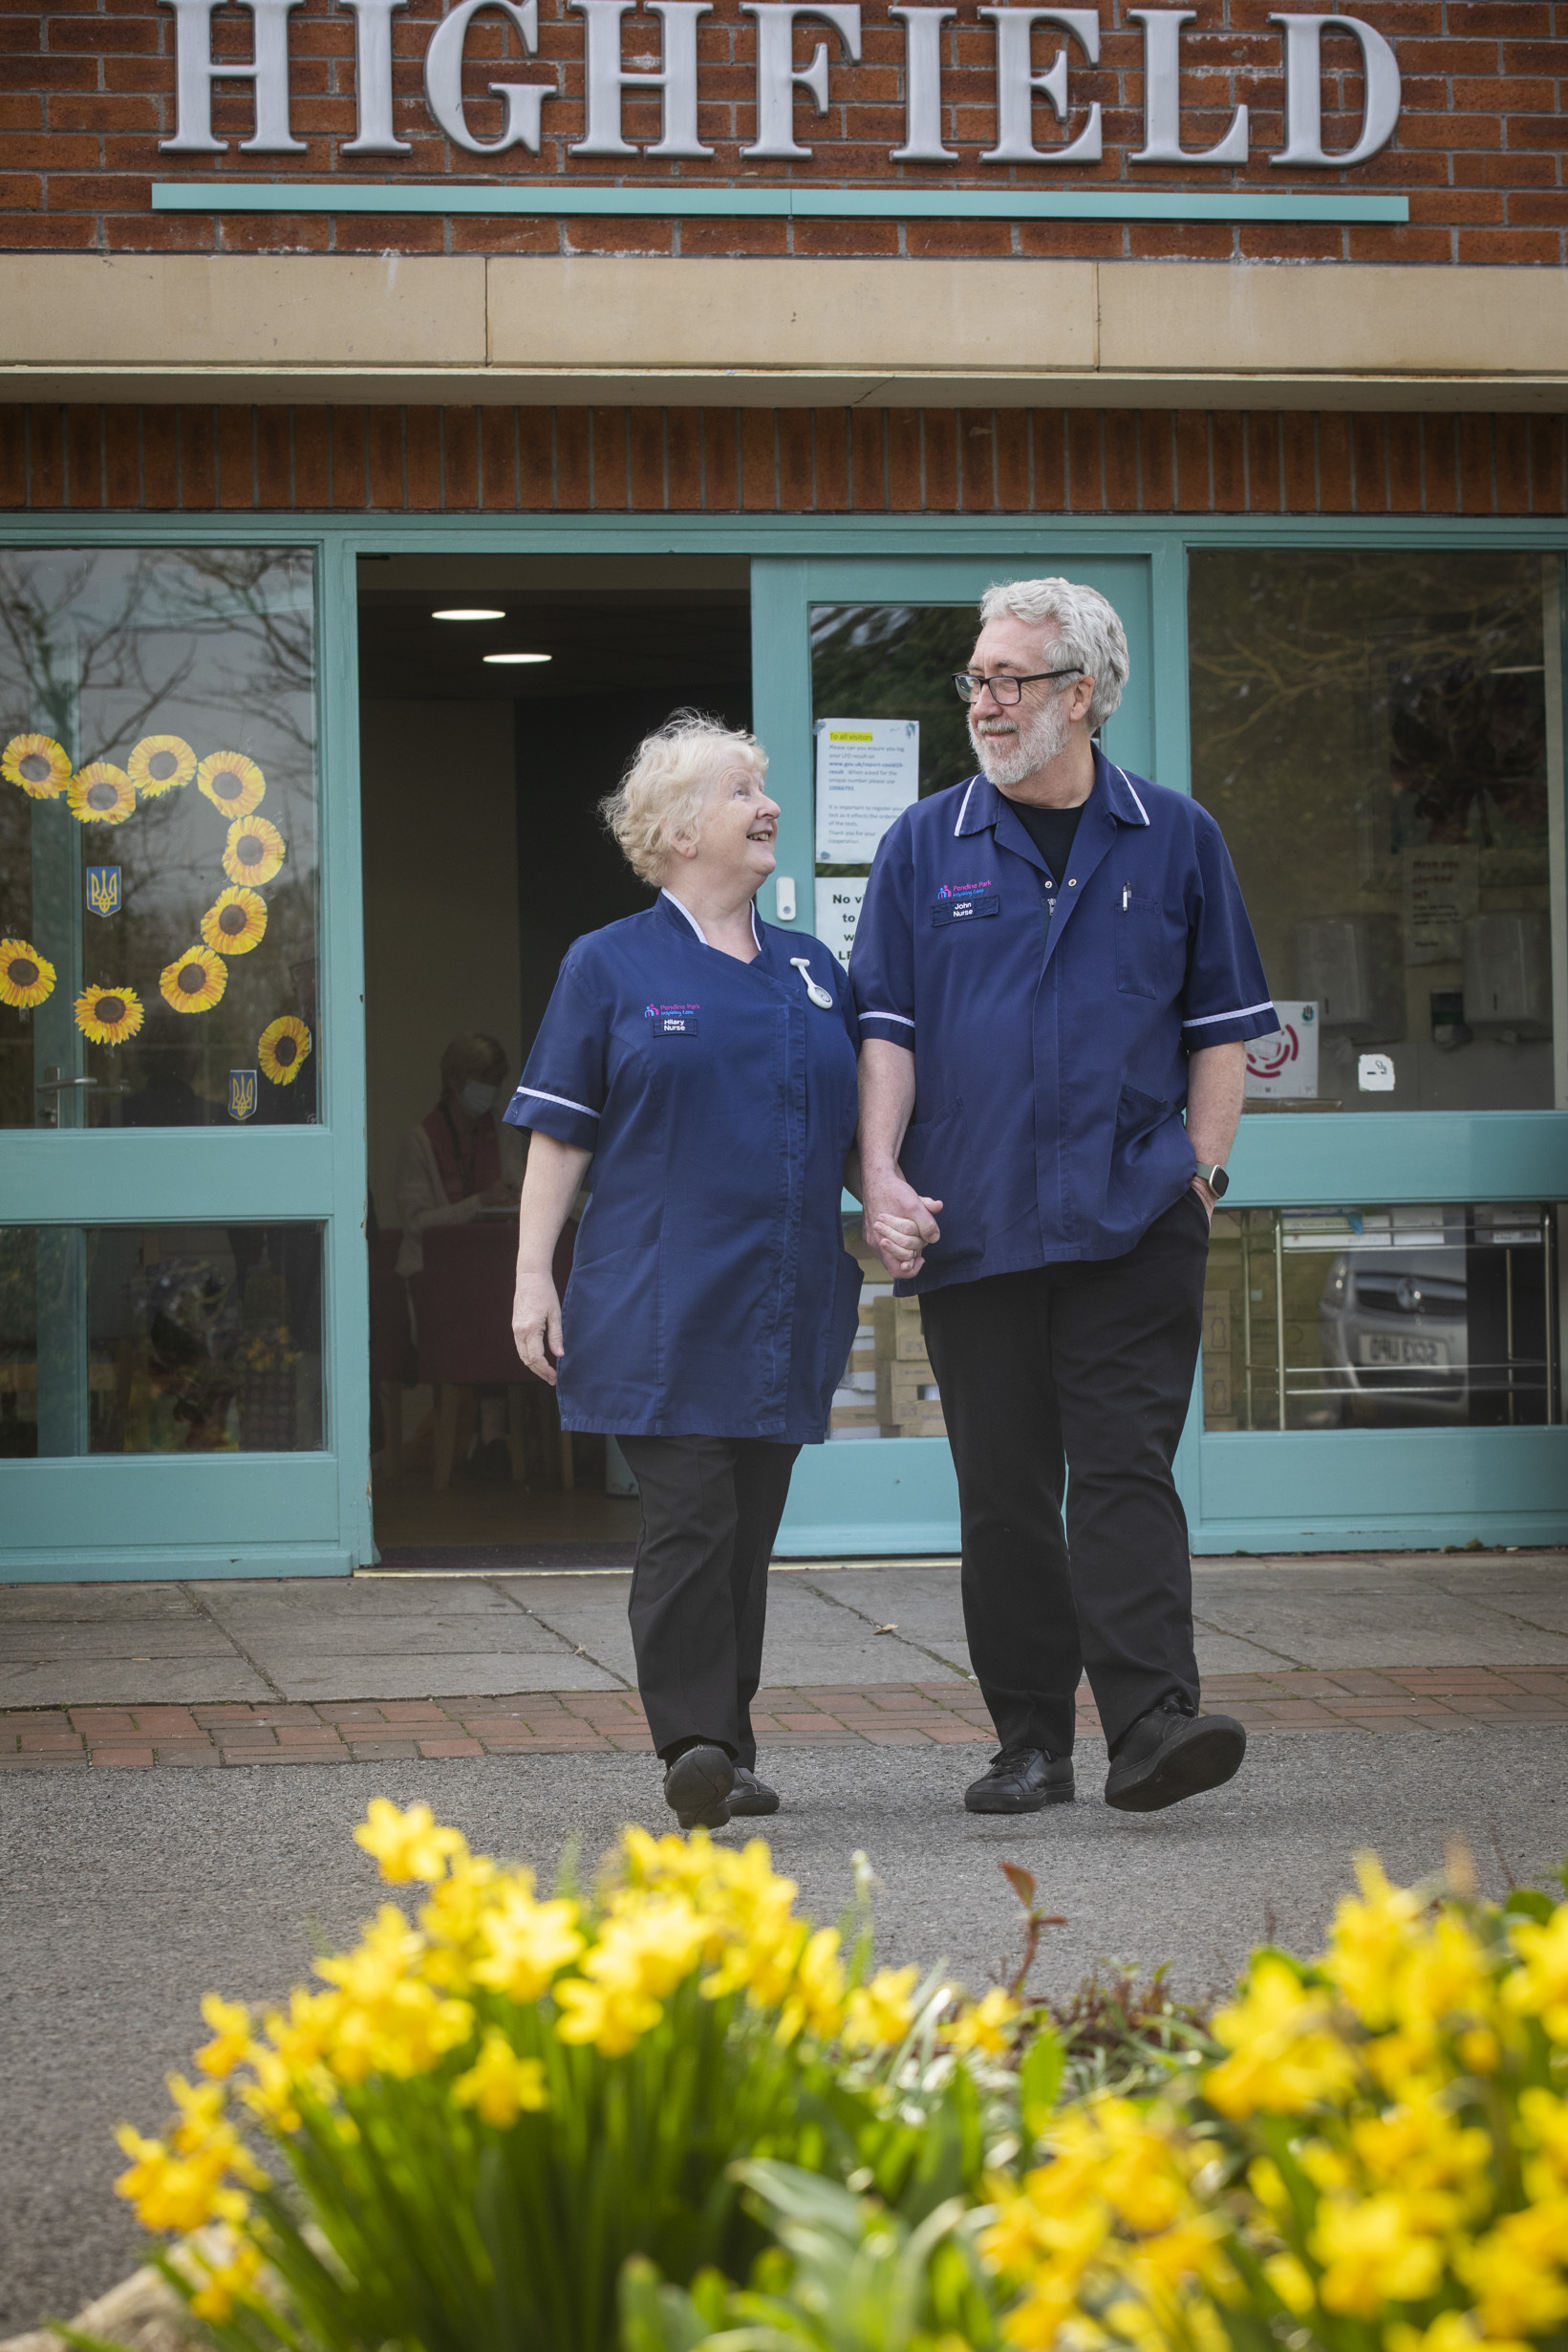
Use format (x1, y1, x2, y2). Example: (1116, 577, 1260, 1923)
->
(1115, 891, 1184, 1001)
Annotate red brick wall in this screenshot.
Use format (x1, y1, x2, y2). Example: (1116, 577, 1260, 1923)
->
(1, 0, 1562, 262)
(1, 403, 1564, 511)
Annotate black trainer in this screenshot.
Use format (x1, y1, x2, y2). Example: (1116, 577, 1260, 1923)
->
(663, 1743, 735, 1830)
(964, 1744, 1075, 1814)
(1104, 1697, 1246, 1813)
(727, 1765, 780, 1816)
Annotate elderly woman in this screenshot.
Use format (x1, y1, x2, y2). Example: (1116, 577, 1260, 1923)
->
(507, 713, 862, 1830)
(395, 1030, 524, 1279)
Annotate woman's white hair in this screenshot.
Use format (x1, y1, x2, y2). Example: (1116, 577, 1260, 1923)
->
(979, 576, 1129, 731)
(600, 709, 767, 888)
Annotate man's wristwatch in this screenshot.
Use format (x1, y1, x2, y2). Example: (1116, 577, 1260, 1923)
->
(1193, 1164, 1230, 1198)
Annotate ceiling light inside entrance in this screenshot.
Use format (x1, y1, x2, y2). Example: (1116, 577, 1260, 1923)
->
(433, 607, 505, 620)
(483, 652, 552, 665)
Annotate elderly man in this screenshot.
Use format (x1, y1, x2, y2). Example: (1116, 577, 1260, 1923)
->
(851, 577, 1277, 1816)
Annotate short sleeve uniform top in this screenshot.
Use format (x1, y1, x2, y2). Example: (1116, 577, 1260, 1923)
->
(504, 890, 864, 1443)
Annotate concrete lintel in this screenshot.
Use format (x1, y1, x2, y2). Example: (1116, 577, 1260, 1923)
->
(0, 254, 1564, 413)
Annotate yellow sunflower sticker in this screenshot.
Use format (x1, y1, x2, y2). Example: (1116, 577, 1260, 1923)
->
(259, 1014, 311, 1086)
(128, 734, 197, 798)
(0, 939, 55, 1009)
(67, 762, 136, 826)
(201, 886, 268, 958)
(160, 945, 227, 1015)
(2, 733, 73, 800)
(197, 751, 265, 817)
(222, 815, 286, 888)
(75, 984, 144, 1047)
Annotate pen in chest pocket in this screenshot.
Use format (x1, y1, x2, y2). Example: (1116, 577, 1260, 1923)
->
(1123, 884, 1129, 911)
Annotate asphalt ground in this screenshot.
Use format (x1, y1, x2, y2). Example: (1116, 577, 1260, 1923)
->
(5, 1729, 1568, 2338)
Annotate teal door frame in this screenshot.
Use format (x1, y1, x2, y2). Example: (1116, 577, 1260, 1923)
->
(1, 509, 1563, 1580)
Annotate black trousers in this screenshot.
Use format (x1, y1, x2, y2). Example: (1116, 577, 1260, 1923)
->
(616, 1434, 801, 1769)
(918, 1188, 1211, 1761)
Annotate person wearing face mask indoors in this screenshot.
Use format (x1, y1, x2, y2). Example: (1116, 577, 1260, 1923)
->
(396, 1032, 526, 1480)
(852, 578, 1278, 1822)
(507, 712, 863, 1833)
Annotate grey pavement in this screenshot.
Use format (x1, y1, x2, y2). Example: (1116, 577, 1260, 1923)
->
(5, 1734, 1568, 2337)
(3, 1551, 1568, 1708)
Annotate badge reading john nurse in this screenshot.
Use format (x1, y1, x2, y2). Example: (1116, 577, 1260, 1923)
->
(647, 1003, 700, 1036)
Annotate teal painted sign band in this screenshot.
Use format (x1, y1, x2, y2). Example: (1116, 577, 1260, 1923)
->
(151, 183, 1408, 223)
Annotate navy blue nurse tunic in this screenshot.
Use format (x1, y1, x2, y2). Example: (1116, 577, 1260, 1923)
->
(850, 746, 1277, 1294)
(503, 890, 864, 1443)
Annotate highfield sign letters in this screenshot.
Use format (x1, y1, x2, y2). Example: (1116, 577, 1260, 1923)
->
(158, 0, 1403, 169)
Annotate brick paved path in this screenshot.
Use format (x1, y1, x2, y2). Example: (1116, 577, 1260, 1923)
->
(5, 1666, 1568, 1769)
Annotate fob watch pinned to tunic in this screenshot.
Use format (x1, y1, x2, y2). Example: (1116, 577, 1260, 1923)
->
(790, 957, 835, 1009)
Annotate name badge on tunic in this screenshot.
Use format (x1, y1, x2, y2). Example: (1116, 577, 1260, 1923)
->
(932, 878, 999, 925)
(647, 1003, 700, 1036)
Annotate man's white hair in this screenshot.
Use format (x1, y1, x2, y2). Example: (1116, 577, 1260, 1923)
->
(979, 576, 1129, 732)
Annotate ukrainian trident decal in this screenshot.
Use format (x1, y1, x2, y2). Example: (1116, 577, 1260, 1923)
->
(228, 1068, 259, 1123)
(86, 866, 121, 917)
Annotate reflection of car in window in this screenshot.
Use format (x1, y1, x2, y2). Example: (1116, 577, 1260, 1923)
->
(1320, 1248, 1469, 1424)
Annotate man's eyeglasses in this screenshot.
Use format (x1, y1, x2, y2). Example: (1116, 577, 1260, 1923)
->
(953, 667, 1083, 707)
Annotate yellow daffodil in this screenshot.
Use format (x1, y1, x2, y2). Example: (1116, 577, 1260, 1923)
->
(452, 2031, 549, 2128)
(354, 1797, 468, 1885)
(3, 732, 72, 798)
(1206, 1954, 1359, 2117)
(842, 1963, 921, 2052)
(196, 1995, 252, 2081)
(1326, 1853, 1427, 2027)
(949, 1984, 1020, 2055)
(1506, 1906, 1568, 2040)
(471, 1880, 585, 2004)
(188, 2240, 263, 2322)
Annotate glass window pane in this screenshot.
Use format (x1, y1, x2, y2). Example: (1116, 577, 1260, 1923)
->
(0, 1223, 323, 1455)
(1188, 550, 1558, 1114)
(1202, 1204, 1559, 1432)
(0, 549, 318, 1131)
(827, 1217, 947, 1444)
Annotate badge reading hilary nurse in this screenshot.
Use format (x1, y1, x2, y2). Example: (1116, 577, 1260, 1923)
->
(647, 1003, 699, 1036)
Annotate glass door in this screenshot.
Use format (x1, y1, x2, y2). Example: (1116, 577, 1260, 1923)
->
(0, 536, 369, 1580)
(751, 548, 1158, 1559)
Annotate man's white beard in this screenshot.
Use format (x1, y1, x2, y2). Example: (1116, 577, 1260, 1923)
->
(969, 690, 1074, 790)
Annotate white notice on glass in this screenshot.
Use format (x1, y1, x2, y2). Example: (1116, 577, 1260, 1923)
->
(814, 719, 919, 864)
(814, 878, 867, 971)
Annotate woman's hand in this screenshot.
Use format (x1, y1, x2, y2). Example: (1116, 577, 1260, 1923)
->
(482, 1178, 520, 1208)
(513, 1262, 564, 1385)
(866, 1186, 943, 1279)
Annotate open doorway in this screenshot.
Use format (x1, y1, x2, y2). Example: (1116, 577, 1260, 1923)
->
(357, 553, 751, 1563)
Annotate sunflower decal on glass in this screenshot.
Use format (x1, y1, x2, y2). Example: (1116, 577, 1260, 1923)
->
(0, 939, 55, 1010)
(67, 762, 136, 827)
(74, 984, 144, 1047)
(259, 1015, 311, 1086)
(128, 734, 197, 799)
(223, 815, 286, 889)
(201, 886, 268, 958)
(160, 945, 228, 1015)
(2, 734, 73, 800)
(197, 751, 266, 817)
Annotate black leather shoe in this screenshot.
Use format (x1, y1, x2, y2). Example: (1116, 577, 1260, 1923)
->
(728, 1766, 780, 1816)
(964, 1744, 1075, 1813)
(1104, 1698, 1246, 1813)
(663, 1743, 735, 1830)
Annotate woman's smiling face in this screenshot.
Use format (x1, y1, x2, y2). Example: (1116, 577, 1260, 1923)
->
(681, 762, 780, 888)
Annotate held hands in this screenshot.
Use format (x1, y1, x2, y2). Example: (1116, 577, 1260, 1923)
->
(512, 1264, 564, 1385)
(864, 1174, 943, 1280)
